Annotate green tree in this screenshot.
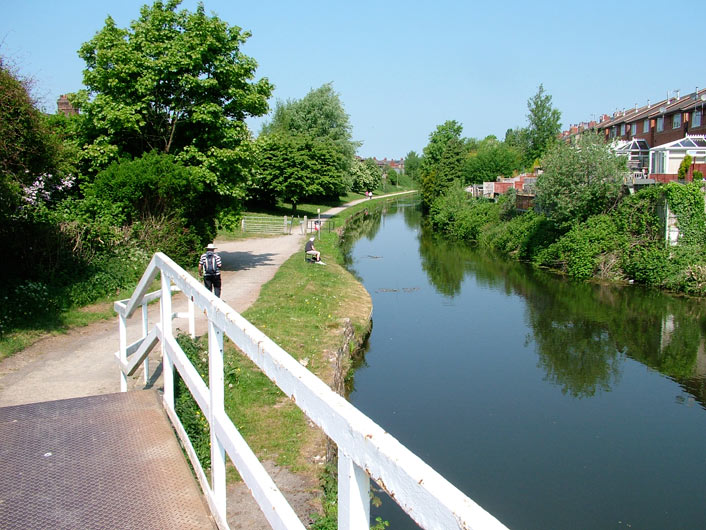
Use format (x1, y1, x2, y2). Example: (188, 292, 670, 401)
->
(74, 0, 272, 199)
(419, 120, 467, 209)
(525, 84, 561, 165)
(255, 133, 346, 213)
(0, 58, 67, 222)
(464, 137, 523, 184)
(261, 83, 359, 174)
(535, 132, 627, 229)
(349, 157, 382, 193)
(404, 150, 422, 181)
(504, 127, 529, 163)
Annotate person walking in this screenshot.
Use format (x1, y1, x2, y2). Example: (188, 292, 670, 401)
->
(198, 243, 222, 297)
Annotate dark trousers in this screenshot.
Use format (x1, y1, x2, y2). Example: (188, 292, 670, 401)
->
(203, 275, 221, 297)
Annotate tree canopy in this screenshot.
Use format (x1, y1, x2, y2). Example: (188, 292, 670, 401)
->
(419, 121, 467, 209)
(404, 150, 422, 181)
(464, 136, 523, 184)
(535, 132, 628, 228)
(0, 57, 70, 224)
(525, 84, 562, 165)
(73, 0, 272, 198)
(261, 83, 359, 171)
(255, 133, 347, 213)
(350, 157, 383, 193)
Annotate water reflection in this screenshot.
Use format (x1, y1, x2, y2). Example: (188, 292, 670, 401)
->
(345, 199, 706, 406)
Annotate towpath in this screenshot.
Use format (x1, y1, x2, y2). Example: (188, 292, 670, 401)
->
(0, 189, 415, 406)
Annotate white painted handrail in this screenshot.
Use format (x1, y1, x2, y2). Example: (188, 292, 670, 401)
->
(115, 252, 508, 530)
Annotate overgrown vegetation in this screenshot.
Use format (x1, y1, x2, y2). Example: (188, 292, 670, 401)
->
(430, 181, 706, 295)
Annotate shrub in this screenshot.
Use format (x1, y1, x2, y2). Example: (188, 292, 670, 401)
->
(694, 170, 704, 181)
(535, 215, 623, 279)
(482, 210, 555, 261)
(678, 154, 692, 180)
(621, 244, 669, 286)
(89, 151, 216, 244)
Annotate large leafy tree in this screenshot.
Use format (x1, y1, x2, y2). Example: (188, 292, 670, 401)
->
(525, 84, 561, 166)
(535, 132, 628, 229)
(73, 0, 272, 198)
(404, 150, 422, 181)
(261, 83, 359, 173)
(464, 136, 523, 184)
(255, 133, 346, 213)
(419, 120, 466, 209)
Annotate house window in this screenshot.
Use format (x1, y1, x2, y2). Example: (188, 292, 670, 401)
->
(694, 109, 702, 128)
(631, 123, 637, 136)
(620, 124, 626, 136)
(673, 114, 682, 129)
(643, 119, 649, 133)
(657, 117, 664, 132)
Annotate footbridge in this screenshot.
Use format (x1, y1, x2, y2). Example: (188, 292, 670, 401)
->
(1, 252, 508, 529)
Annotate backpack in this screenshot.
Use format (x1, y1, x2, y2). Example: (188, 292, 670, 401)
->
(204, 252, 218, 276)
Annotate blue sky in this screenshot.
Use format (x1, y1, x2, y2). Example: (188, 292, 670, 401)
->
(2, 0, 702, 159)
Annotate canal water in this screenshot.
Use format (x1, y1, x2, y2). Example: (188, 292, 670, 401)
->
(342, 199, 706, 529)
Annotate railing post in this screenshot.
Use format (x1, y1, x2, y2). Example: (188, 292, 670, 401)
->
(188, 298, 195, 339)
(338, 451, 371, 530)
(208, 319, 227, 520)
(161, 271, 175, 409)
(142, 302, 150, 384)
(119, 312, 128, 392)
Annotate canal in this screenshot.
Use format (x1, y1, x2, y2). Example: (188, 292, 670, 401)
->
(341, 198, 706, 529)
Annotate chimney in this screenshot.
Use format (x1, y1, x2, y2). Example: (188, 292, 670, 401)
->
(675, 89, 680, 99)
(647, 98, 650, 108)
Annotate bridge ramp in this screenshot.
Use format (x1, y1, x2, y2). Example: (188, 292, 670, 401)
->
(0, 390, 215, 529)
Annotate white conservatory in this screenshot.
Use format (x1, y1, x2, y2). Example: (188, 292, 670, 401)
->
(649, 135, 706, 175)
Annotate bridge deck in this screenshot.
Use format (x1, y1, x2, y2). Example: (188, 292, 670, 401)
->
(0, 390, 215, 529)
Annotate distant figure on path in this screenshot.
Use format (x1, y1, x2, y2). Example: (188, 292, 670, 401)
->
(198, 243, 222, 297)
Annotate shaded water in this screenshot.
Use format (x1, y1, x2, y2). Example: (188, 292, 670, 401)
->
(342, 199, 706, 529)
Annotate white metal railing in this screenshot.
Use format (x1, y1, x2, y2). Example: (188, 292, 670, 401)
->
(114, 252, 508, 530)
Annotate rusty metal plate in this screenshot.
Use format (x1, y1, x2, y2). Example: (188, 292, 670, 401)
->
(0, 390, 215, 529)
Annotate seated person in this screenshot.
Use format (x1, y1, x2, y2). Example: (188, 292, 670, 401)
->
(305, 237, 321, 262)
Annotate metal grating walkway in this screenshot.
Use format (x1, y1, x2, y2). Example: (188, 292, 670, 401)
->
(0, 390, 215, 529)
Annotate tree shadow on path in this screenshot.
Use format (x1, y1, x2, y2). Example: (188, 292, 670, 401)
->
(219, 250, 280, 272)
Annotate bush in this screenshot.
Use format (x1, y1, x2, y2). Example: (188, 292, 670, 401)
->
(481, 210, 554, 260)
(621, 245, 669, 285)
(535, 215, 623, 279)
(89, 151, 217, 244)
(430, 186, 499, 242)
(678, 154, 692, 180)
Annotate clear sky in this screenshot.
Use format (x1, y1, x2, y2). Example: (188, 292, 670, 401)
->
(1, 0, 703, 160)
